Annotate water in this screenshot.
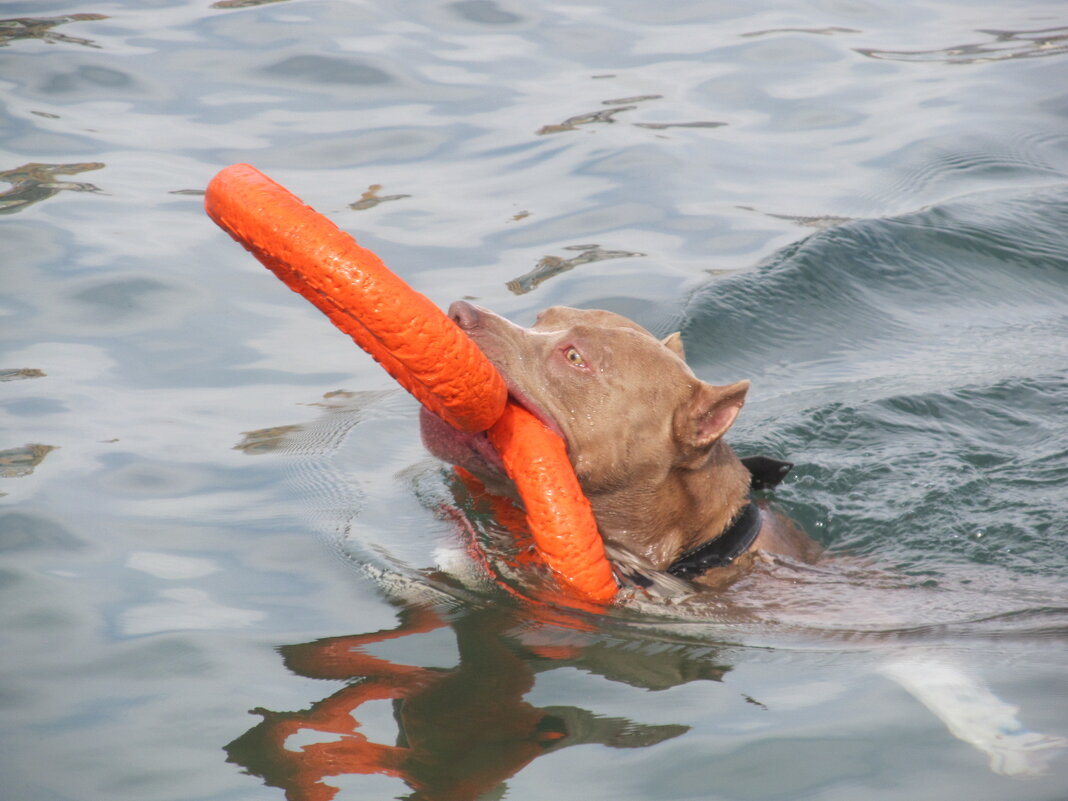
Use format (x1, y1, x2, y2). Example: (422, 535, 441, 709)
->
(2, 1, 1067, 799)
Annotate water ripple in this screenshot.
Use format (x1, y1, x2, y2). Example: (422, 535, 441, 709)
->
(858, 25, 1068, 64)
(0, 161, 104, 214)
(507, 244, 647, 294)
(0, 13, 107, 49)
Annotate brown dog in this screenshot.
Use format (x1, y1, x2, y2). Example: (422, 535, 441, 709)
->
(420, 301, 820, 590)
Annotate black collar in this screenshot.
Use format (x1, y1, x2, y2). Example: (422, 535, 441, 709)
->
(665, 455, 792, 580)
(666, 503, 762, 579)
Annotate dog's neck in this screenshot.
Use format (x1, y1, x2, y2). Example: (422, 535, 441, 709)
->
(588, 440, 752, 570)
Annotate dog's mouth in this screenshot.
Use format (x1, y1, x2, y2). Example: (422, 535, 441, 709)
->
(419, 405, 506, 478)
(500, 381, 565, 440)
(420, 379, 566, 485)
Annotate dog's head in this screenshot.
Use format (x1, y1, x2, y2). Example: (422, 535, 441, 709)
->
(421, 302, 749, 507)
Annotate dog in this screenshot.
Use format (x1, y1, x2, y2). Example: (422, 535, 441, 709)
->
(420, 301, 821, 591)
(415, 302, 1068, 776)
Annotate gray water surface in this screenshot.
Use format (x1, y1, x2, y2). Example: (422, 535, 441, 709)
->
(2, 2, 1067, 800)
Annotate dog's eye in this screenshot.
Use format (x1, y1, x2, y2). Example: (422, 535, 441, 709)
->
(563, 346, 586, 368)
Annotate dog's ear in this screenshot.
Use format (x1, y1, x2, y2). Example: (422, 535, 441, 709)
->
(675, 379, 749, 454)
(661, 331, 685, 360)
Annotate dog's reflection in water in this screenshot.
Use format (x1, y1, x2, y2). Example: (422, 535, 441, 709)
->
(225, 604, 704, 801)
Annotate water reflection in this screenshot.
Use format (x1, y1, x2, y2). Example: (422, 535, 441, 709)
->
(233, 390, 393, 457)
(603, 94, 663, 105)
(0, 13, 107, 48)
(211, 0, 293, 8)
(537, 93, 725, 135)
(349, 184, 412, 211)
(0, 443, 57, 478)
(0, 161, 104, 215)
(858, 26, 1068, 64)
(507, 243, 646, 294)
(233, 425, 305, 455)
(634, 120, 726, 130)
(537, 104, 639, 135)
(741, 27, 860, 38)
(737, 205, 854, 230)
(226, 604, 710, 801)
(0, 368, 46, 381)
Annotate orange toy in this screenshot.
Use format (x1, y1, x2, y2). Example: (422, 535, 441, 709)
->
(205, 164, 617, 602)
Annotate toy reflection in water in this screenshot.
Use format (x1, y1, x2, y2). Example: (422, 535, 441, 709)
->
(225, 604, 707, 801)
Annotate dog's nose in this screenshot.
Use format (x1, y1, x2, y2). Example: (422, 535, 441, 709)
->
(449, 300, 482, 332)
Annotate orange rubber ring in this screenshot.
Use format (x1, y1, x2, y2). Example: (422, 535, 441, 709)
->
(205, 164, 616, 602)
(488, 404, 617, 601)
(205, 163, 506, 434)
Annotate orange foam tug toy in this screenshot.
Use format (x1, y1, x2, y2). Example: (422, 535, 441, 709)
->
(205, 164, 617, 602)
